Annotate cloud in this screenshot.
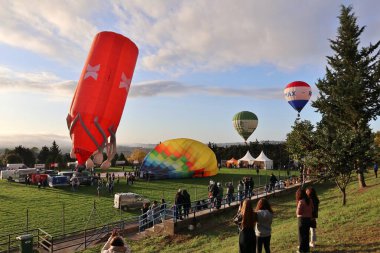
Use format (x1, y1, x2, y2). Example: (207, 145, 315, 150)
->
(0, 66, 286, 100)
(1, 1, 379, 76)
(0, 0, 104, 65)
(0, 66, 76, 97)
(130, 80, 284, 99)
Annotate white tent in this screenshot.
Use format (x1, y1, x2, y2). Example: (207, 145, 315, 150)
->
(238, 151, 256, 165)
(254, 151, 273, 169)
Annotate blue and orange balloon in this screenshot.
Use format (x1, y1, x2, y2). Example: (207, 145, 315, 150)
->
(284, 81, 312, 117)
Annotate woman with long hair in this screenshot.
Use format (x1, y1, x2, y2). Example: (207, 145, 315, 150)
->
(239, 199, 257, 253)
(255, 198, 273, 253)
(306, 187, 319, 248)
(296, 188, 313, 253)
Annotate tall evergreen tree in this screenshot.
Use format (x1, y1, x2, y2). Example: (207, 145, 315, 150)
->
(313, 5, 380, 204)
(37, 146, 50, 164)
(49, 141, 63, 164)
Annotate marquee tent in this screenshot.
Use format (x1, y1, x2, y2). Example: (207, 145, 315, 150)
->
(226, 158, 239, 168)
(254, 151, 273, 169)
(238, 151, 256, 165)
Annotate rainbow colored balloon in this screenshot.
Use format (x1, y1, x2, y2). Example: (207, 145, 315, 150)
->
(140, 138, 218, 179)
(284, 81, 312, 116)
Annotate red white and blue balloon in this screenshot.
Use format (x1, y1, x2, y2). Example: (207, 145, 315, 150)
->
(284, 81, 312, 114)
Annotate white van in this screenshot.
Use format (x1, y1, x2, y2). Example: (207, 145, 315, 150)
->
(114, 193, 149, 210)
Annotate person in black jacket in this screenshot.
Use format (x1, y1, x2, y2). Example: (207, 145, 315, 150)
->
(306, 187, 320, 248)
(182, 189, 191, 219)
(175, 189, 184, 220)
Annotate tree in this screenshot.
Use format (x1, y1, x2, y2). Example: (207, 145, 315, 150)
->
(286, 120, 319, 173)
(4, 153, 22, 164)
(313, 5, 380, 204)
(374, 131, 380, 162)
(14, 146, 36, 167)
(37, 146, 50, 164)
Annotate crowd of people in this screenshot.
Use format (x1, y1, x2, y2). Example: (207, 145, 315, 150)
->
(234, 186, 319, 253)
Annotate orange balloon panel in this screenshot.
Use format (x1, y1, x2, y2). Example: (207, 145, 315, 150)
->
(67, 31, 138, 164)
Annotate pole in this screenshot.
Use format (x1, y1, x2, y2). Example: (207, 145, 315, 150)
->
(62, 203, 65, 236)
(26, 208, 29, 232)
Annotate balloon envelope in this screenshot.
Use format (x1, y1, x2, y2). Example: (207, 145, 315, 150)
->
(284, 81, 312, 113)
(232, 111, 258, 142)
(67, 31, 138, 165)
(140, 138, 218, 179)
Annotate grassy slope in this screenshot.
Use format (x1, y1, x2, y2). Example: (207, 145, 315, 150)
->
(0, 168, 282, 236)
(82, 173, 380, 253)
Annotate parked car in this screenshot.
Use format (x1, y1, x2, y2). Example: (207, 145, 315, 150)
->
(114, 193, 149, 210)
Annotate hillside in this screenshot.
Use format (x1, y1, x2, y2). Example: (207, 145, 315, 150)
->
(82, 173, 380, 253)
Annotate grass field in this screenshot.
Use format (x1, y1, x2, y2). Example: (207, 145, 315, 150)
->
(0, 167, 289, 238)
(81, 172, 380, 253)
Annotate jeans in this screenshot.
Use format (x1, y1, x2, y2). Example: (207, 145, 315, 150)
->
(257, 236, 271, 253)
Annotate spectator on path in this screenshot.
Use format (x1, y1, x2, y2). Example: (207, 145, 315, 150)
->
(249, 177, 254, 197)
(255, 198, 273, 253)
(124, 172, 127, 180)
(238, 199, 257, 253)
(216, 182, 223, 209)
(237, 181, 244, 201)
(269, 174, 277, 192)
(101, 229, 131, 253)
(141, 202, 150, 231)
(306, 187, 320, 248)
(374, 162, 378, 178)
(296, 188, 313, 253)
(244, 178, 249, 199)
(182, 189, 191, 219)
(175, 189, 184, 220)
(226, 182, 234, 206)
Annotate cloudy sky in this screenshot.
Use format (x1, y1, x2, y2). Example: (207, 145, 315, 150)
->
(1, 0, 379, 148)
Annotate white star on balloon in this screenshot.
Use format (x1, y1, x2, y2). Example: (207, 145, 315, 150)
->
(84, 64, 100, 80)
(119, 72, 131, 91)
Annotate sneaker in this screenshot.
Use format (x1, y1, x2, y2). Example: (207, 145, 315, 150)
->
(309, 242, 315, 248)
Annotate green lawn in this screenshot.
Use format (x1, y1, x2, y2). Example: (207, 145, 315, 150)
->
(0, 167, 285, 239)
(81, 172, 380, 253)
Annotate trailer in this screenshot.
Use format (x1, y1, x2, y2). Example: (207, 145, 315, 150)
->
(13, 168, 37, 183)
(48, 175, 69, 187)
(0, 170, 16, 180)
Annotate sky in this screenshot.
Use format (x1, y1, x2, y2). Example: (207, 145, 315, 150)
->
(0, 0, 380, 149)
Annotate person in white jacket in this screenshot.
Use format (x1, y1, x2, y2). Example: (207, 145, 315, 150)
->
(255, 198, 273, 253)
(101, 230, 131, 253)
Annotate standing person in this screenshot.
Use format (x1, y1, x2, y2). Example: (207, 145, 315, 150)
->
(296, 188, 313, 253)
(238, 199, 257, 253)
(175, 189, 184, 220)
(141, 202, 150, 231)
(182, 189, 191, 219)
(306, 187, 320, 248)
(374, 162, 378, 178)
(216, 182, 223, 209)
(255, 198, 273, 253)
(226, 182, 234, 206)
(269, 174, 277, 192)
(237, 180, 244, 201)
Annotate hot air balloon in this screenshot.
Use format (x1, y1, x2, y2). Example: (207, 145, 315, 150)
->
(140, 138, 218, 179)
(284, 81, 312, 118)
(232, 111, 258, 143)
(67, 31, 138, 170)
